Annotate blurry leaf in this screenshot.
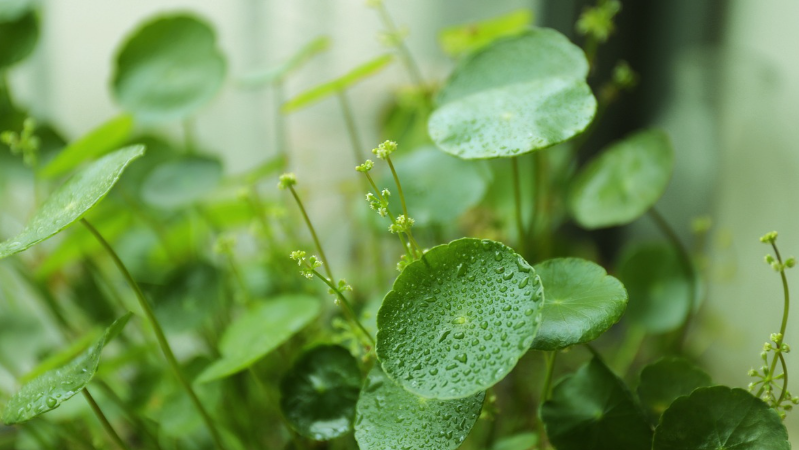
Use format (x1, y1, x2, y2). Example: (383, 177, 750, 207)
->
(0, 145, 145, 260)
(438, 9, 532, 58)
(196, 295, 320, 383)
(531, 257, 627, 351)
(653, 386, 789, 450)
(0, 0, 33, 21)
(568, 129, 673, 229)
(19, 330, 100, 383)
(112, 14, 226, 122)
(140, 155, 222, 209)
(541, 357, 653, 450)
(492, 432, 538, 450)
(116, 135, 180, 194)
(377, 238, 543, 399)
(381, 86, 434, 150)
(240, 36, 330, 88)
(153, 261, 222, 333)
(0, 8, 38, 69)
(280, 345, 361, 441)
(1, 313, 132, 425)
(40, 114, 134, 178)
(429, 29, 595, 159)
(637, 357, 712, 425)
(282, 54, 393, 112)
(355, 366, 484, 450)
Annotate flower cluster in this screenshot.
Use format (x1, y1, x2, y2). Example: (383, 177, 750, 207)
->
(576, 0, 621, 43)
(366, 190, 390, 217)
(1, 117, 40, 168)
(290, 250, 322, 279)
(371, 140, 398, 159)
(389, 214, 414, 234)
(748, 332, 798, 418)
(277, 172, 297, 190)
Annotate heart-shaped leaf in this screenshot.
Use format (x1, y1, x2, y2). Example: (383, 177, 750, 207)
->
(240, 36, 330, 88)
(112, 14, 226, 122)
(429, 29, 595, 159)
(438, 9, 533, 58)
(637, 357, 712, 425)
(1, 313, 132, 425)
(0, 145, 145, 260)
(140, 155, 222, 209)
(569, 129, 674, 229)
(541, 357, 653, 450)
(653, 386, 789, 450)
(354, 366, 484, 450)
(377, 238, 544, 399)
(196, 295, 320, 384)
(531, 257, 627, 351)
(280, 345, 361, 441)
(0, 6, 38, 69)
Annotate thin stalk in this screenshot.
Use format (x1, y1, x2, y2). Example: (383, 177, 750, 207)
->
(80, 219, 228, 450)
(778, 352, 790, 405)
(386, 155, 422, 256)
(312, 269, 375, 347)
(511, 157, 526, 253)
(765, 241, 791, 403)
(336, 91, 365, 163)
(363, 172, 413, 261)
(540, 351, 558, 401)
(82, 388, 131, 450)
(374, 2, 425, 86)
(287, 186, 334, 281)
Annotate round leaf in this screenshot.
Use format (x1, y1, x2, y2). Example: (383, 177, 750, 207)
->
(140, 155, 222, 209)
(541, 357, 653, 450)
(112, 15, 226, 122)
(653, 386, 789, 450)
(531, 258, 627, 351)
(569, 129, 674, 229)
(429, 29, 596, 159)
(355, 366, 484, 450)
(196, 295, 320, 383)
(637, 357, 712, 424)
(376, 238, 544, 399)
(0, 8, 38, 69)
(0, 145, 145, 260)
(280, 345, 361, 441)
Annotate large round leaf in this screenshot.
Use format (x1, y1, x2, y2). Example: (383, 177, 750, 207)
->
(376, 238, 544, 399)
(541, 357, 653, 450)
(531, 258, 627, 351)
(653, 386, 789, 450)
(140, 155, 222, 209)
(0, 8, 38, 69)
(637, 357, 712, 424)
(569, 129, 674, 229)
(112, 15, 226, 122)
(429, 29, 595, 159)
(0, 145, 145, 260)
(354, 366, 484, 450)
(280, 345, 361, 441)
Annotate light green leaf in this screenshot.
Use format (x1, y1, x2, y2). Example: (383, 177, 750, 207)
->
(438, 9, 533, 58)
(1, 313, 132, 425)
(112, 14, 226, 122)
(492, 432, 539, 450)
(282, 54, 393, 113)
(0, 7, 38, 69)
(19, 329, 100, 383)
(653, 386, 789, 450)
(531, 258, 627, 351)
(355, 366, 484, 450)
(240, 36, 331, 88)
(541, 357, 653, 450)
(377, 238, 544, 399)
(0, 145, 145, 260)
(196, 295, 320, 384)
(140, 155, 222, 209)
(568, 129, 674, 229)
(429, 29, 595, 159)
(40, 114, 134, 178)
(0, 0, 33, 21)
(280, 345, 361, 441)
(637, 357, 712, 425)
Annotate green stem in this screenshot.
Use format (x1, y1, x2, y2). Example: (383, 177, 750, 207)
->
(511, 157, 526, 254)
(541, 351, 558, 401)
(374, 2, 425, 86)
(287, 186, 335, 282)
(336, 91, 365, 163)
(82, 388, 131, 450)
(778, 352, 790, 405)
(363, 172, 413, 261)
(771, 242, 791, 341)
(80, 219, 228, 450)
(612, 325, 646, 377)
(386, 155, 421, 256)
(311, 269, 375, 347)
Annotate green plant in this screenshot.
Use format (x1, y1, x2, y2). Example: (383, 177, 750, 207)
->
(0, 1, 794, 449)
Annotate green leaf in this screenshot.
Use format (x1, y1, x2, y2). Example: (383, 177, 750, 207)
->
(19, 329, 100, 383)
(653, 386, 789, 450)
(152, 261, 222, 333)
(280, 345, 361, 441)
(355, 366, 484, 450)
(438, 9, 533, 58)
(492, 432, 539, 450)
(0, 0, 33, 21)
(112, 14, 226, 123)
(140, 155, 222, 209)
(1, 313, 132, 425)
(0, 145, 145, 260)
(637, 357, 712, 424)
(617, 243, 691, 334)
(568, 129, 674, 229)
(240, 36, 331, 88)
(541, 357, 653, 450)
(40, 114, 134, 178)
(0, 8, 38, 69)
(429, 29, 595, 159)
(282, 54, 393, 113)
(196, 295, 320, 384)
(377, 238, 544, 399)
(531, 258, 627, 351)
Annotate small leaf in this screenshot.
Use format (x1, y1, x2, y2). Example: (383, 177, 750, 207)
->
(240, 36, 331, 88)
(531, 257, 627, 351)
(492, 432, 539, 450)
(280, 345, 361, 441)
(355, 366, 484, 450)
(112, 14, 226, 122)
(541, 357, 653, 450)
(637, 357, 712, 425)
(0, 7, 38, 69)
(19, 329, 100, 383)
(377, 238, 544, 399)
(139, 155, 222, 209)
(438, 9, 533, 58)
(40, 114, 134, 178)
(653, 386, 789, 450)
(196, 295, 320, 383)
(569, 129, 674, 229)
(1, 313, 132, 425)
(282, 54, 393, 112)
(0, 145, 145, 260)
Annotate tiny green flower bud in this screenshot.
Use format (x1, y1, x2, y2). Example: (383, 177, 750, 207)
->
(765, 254, 775, 264)
(356, 160, 374, 172)
(771, 333, 783, 343)
(691, 215, 712, 234)
(784, 404, 793, 411)
(372, 140, 398, 159)
(787, 257, 796, 268)
(760, 231, 778, 244)
(748, 382, 756, 391)
(277, 172, 297, 189)
(764, 342, 774, 352)
(290, 250, 306, 264)
(381, 188, 390, 197)
(782, 343, 791, 353)
(771, 262, 782, 272)
(748, 368, 758, 377)
(779, 411, 787, 420)
(792, 396, 799, 405)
